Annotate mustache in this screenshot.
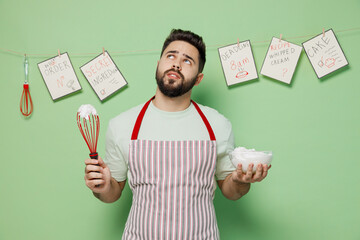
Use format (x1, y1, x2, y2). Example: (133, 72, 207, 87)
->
(164, 69, 184, 79)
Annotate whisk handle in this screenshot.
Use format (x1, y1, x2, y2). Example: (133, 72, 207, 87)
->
(89, 152, 100, 187)
(89, 152, 98, 159)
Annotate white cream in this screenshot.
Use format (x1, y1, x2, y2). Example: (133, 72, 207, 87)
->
(229, 147, 272, 173)
(78, 104, 98, 119)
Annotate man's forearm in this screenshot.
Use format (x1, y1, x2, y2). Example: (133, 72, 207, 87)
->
(93, 178, 123, 203)
(220, 174, 251, 201)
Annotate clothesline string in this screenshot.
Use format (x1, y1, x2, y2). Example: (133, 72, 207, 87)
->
(1, 27, 359, 57)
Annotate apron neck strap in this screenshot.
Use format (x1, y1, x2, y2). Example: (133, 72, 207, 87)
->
(191, 100, 216, 141)
(131, 96, 216, 141)
(131, 96, 154, 140)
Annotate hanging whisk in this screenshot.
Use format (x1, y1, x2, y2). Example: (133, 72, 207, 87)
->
(20, 55, 33, 117)
(76, 105, 100, 159)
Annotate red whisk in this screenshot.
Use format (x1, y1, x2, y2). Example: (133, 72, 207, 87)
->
(20, 55, 33, 117)
(76, 105, 100, 159)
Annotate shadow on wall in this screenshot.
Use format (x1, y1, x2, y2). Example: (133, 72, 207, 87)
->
(192, 81, 219, 108)
(104, 184, 133, 237)
(213, 188, 268, 239)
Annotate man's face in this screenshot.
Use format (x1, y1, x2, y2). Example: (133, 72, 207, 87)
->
(156, 40, 203, 98)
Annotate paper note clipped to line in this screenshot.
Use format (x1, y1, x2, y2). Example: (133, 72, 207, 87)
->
(80, 51, 127, 101)
(218, 40, 258, 86)
(260, 37, 302, 84)
(38, 52, 81, 101)
(302, 29, 348, 79)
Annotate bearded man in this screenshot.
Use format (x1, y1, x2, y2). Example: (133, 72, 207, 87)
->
(84, 29, 270, 239)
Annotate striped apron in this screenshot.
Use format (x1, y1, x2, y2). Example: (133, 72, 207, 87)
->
(123, 97, 219, 240)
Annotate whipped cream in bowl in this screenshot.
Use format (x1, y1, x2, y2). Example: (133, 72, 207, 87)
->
(229, 147, 273, 173)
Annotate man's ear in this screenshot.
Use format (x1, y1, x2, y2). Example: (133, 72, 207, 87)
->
(194, 73, 204, 86)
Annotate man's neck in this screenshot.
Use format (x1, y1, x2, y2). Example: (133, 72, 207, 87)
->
(152, 88, 192, 112)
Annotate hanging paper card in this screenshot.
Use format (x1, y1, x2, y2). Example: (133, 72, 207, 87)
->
(260, 37, 302, 84)
(302, 29, 348, 79)
(38, 52, 81, 101)
(218, 40, 258, 86)
(80, 51, 127, 101)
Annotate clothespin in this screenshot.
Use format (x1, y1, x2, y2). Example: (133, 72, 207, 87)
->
(279, 34, 283, 42)
(102, 47, 105, 56)
(322, 28, 325, 37)
(237, 38, 240, 47)
(58, 49, 61, 57)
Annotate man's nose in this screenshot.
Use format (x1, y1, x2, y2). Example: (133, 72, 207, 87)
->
(172, 63, 182, 71)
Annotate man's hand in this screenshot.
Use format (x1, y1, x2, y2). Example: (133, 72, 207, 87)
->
(218, 163, 271, 201)
(84, 157, 111, 194)
(232, 163, 271, 184)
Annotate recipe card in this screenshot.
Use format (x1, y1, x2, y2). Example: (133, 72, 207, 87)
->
(38, 52, 81, 101)
(260, 37, 302, 84)
(302, 29, 348, 79)
(218, 41, 258, 86)
(80, 51, 127, 101)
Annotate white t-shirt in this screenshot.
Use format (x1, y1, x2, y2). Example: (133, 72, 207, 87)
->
(105, 101, 236, 182)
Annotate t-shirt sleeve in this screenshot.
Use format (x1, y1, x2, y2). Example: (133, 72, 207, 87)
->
(104, 120, 128, 182)
(215, 120, 236, 180)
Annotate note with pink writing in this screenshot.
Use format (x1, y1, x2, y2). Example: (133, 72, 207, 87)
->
(218, 41, 258, 86)
(80, 51, 127, 101)
(302, 29, 348, 79)
(38, 52, 81, 101)
(260, 37, 302, 84)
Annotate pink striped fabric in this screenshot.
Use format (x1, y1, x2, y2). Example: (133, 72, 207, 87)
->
(123, 101, 219, 240)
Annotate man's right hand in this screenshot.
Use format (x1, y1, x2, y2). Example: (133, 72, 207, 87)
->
(84, 156, 111, 193)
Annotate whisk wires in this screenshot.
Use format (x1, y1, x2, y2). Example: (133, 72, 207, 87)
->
(76, 112, 100, 154)
(20, 84, 33, 116)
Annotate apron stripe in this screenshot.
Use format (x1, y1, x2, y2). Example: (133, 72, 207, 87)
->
(130, 141, 136, 239)
(143, 140, 150, 238)
(160, 141, 166, 240)
(199, 140, 207, 238)
(154, 141, 160, 240)
(134, 140, 141, 240)
(137, 140, 143, 238)
(171, 141, 179, 240)
(176, 141, 181, 240)
(166, 141, 172, 240)
(178, 140, 186, 240)
(192, 140, 196, 239)
(149, 140, 155, 240)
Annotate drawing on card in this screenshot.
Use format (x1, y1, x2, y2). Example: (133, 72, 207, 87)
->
(218, 41, 258, 86)
(302, 29, 348, 79)
(260, 37, 302, 84)
(38, 53, 81, 100)
(80, 51, 127, 101)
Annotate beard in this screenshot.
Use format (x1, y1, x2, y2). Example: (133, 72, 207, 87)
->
(155, 67, 198, 98)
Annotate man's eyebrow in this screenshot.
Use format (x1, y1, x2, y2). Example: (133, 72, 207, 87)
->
(183, 54, 195, 64)
(165, 50, 179, 55)
(165, 50, 196, 64)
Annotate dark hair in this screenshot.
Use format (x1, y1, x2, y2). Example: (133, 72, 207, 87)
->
(161, 29, 206, 73)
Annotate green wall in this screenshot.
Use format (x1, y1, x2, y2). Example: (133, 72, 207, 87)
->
(1, 0, 359, 239)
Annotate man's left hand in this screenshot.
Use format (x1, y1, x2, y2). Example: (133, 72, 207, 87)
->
(231, 163, 271, 184)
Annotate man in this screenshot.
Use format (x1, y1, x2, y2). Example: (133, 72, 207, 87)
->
(84, 29, 270, 239)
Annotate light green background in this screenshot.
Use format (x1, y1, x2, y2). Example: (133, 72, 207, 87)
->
(1, 0, 359, 239)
